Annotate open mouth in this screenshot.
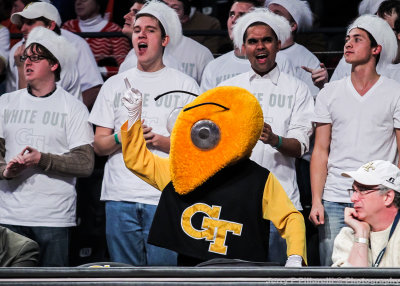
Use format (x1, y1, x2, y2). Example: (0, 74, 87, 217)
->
(255, 53, 267, 62)
(137, 42, 148, 54)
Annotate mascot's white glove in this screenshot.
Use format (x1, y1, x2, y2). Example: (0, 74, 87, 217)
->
(285, 255, 303, 267)
(121, 77, 143, 129)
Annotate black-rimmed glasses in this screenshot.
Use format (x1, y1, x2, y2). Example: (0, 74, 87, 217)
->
(20, 54, 48, 63)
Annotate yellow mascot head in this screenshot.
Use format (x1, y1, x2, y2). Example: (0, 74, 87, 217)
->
(170, 86, 264, 195)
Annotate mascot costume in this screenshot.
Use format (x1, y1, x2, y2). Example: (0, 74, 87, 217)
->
(120, 83, 306, 267)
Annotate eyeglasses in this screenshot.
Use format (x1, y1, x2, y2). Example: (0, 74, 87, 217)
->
(347, 186, 382, 197)
(20, 55, 48, 63)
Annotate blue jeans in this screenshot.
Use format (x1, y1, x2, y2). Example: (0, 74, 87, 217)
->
(318, 200, 353, 266)
(267, 222, 287, 266)
(1, 224, 69, 266)
(105, 201, 177, 266)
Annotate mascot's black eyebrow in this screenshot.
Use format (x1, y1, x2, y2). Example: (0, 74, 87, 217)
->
(183, 102, 230, 112)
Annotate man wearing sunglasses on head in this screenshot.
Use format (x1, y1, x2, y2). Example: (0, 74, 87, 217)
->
(332, 160, 400, 267)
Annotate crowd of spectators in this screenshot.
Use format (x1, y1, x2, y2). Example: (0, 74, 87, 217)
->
(1, 0, 400, 269)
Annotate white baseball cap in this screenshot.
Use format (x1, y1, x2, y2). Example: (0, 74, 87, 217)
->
(358, 0, 385, 15)
(342, 160, 400, 192)
(11, 2, 61, 27)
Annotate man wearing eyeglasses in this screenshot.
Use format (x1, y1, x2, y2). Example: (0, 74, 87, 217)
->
(331, 160, 400, 267)
(310, 14, 400, 266)
(0, 27, 94, 266)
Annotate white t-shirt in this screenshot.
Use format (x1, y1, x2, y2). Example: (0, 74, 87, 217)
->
(0, 25, 9, 66)
(332, 222, 400, 267)
(6, 40, 81, 99)
(200, 50, 296, 93)
(0, 87, 94, 227)
(89, 67, 199, 205)
(166, 36, 214, 84)
(331, 57, 400, 83)
(313, 76, 400, 203)
(279, 43, 321, 98)
(219, 67, 314, 210)
(118, 49, 181, 74)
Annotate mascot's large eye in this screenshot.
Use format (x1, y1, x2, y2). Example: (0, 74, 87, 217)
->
(191, 120, 220, 150)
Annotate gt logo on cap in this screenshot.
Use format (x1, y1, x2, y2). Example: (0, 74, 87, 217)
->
(363, 162, 376, 172)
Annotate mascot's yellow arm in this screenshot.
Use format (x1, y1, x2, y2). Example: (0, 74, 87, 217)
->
(121, 120, 171, 191)
(121, 120, 307, 264)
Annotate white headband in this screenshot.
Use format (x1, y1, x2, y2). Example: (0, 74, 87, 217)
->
(347, 14, 397, 67)
(358, 0, 385, 15)
(267, 0, 313, 31)
(26, 26, 77, 70)
(232, 7, 291, 48)
(136, 0, 182, 48)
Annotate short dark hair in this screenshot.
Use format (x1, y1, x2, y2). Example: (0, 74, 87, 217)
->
(24, 43, 61, 81)
(361, 28, 381, 65)
(31, 16, 61, 35)
(243, 21, 278, 43)
(378, 0, 400, 34)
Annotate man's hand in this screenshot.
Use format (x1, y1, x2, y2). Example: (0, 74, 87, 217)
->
(14, 43, 25, 68)
(344, 207, 370, 237)
(302, 63, 328, 90)
(121, 77, 143, 129)
(309, 201, 325, 226)
(142, 122, 170, 153)
(3, 159, 26, 178)
(18, 146, 41, 167)
(260, 122, 279, 146)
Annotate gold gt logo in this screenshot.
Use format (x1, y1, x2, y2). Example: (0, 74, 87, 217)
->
(181, 203, 243, 255)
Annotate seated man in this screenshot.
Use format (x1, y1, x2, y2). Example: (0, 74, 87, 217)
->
(0, 226, 39, 267)
(332, 160, 400, 267)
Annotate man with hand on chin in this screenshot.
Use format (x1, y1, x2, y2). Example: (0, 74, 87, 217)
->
(332, 160, 400, 267)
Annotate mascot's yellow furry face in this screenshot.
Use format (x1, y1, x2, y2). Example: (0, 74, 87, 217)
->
(170, 86, 264, 195)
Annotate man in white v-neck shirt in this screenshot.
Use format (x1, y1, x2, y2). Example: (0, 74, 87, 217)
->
(309, 14, 400, 266)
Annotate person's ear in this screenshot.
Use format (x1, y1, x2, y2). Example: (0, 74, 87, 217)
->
(48, 21, 57, 31)
(162, 35, 169, 47)
(384, 189, 395, 207)
(291, 21, 297, 33)
(50, 62, 59, 72)
(372, 45, 382, 56)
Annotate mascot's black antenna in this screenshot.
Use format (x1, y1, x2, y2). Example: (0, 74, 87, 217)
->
(154, 90, 198, 101)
